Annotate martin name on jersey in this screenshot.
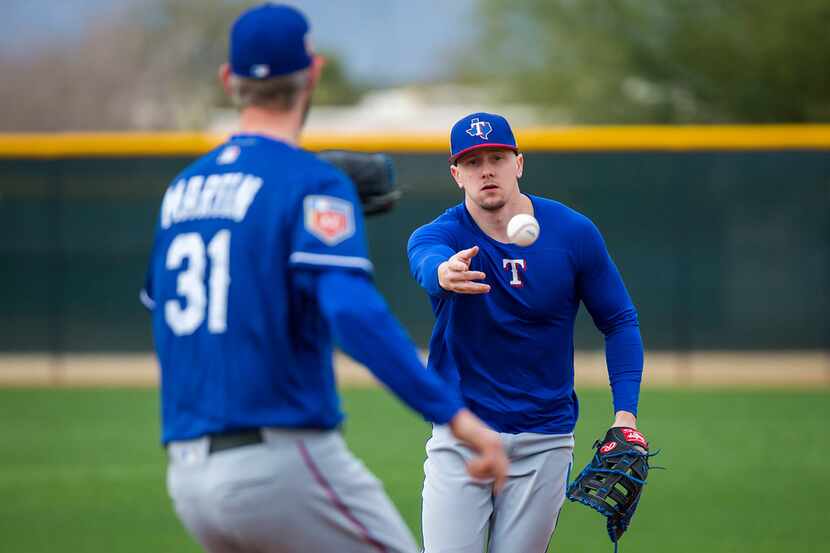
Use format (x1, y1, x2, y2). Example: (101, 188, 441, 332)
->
(160, 172, 263, 229)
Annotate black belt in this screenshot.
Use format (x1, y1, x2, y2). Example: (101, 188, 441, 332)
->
(207, 429, 264, 454)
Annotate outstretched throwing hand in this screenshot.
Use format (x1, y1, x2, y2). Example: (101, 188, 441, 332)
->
(438, 246, 490, 294)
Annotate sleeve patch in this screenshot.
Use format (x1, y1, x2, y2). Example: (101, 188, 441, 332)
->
(303, 195, 355, 246)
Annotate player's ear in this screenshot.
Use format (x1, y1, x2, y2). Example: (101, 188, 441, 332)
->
(515, 152, 524, 178)
(308, 54, 325, 89)
(218, 64, 233, 97)
(450, 164, 464, 190)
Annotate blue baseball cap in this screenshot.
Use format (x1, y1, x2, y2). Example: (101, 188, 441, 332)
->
(449, 112, 518, 163)
(229, 3, 313, 79)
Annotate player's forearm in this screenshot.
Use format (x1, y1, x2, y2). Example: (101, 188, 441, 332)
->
(582, 278, 644, 415)
(317, 270, 463, 424)
(410, 253, 447, 296)
(605, 324, 644, 416)
(407, 234, 455, 297)
(412, 253, 447, 296)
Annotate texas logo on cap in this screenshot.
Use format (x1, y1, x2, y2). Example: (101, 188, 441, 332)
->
(466, 118, 493, 140)
(450, 112, 518, 163)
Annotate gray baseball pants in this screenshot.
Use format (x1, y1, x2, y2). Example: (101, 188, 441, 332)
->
(422, 425, 574, 553)
(167, 428, 419, 553)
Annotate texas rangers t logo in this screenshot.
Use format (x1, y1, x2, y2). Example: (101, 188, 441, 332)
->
(502, 258, 526, 288)
(466, 118, 493, 140)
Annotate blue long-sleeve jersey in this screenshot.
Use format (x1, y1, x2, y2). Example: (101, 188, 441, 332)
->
(407, 195, 643, 434)
(143, 134, 462, 444)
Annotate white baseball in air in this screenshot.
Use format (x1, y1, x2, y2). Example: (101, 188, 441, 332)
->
(507, 213, 540, 247)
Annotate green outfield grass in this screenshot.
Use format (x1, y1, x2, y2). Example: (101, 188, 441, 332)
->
(0, 387, 827, 553)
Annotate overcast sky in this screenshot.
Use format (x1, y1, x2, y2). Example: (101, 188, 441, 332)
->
(2, 0, 479, 86)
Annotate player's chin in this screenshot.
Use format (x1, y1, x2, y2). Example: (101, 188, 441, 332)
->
(477, 195, 507, 211)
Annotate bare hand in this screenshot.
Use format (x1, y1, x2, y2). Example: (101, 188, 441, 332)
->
(448, 409, 509, 493)
(437, 246, 490, 294)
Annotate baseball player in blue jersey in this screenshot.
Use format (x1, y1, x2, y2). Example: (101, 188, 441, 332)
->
(141, 6, 508, 553)
(408, 112, 645, 553)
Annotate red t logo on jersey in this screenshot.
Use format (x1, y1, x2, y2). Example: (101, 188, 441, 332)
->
(502, 258, 526, 288)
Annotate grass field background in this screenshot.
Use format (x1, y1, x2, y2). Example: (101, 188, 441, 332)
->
(0, 387, 827, 552)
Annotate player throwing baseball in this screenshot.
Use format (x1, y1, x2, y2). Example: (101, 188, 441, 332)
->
(142, 8, 507, 553)
(407, 112, 645, 553)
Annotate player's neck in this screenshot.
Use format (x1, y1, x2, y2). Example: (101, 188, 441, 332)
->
(237, 106, 303, 146)
(465, 192, 533, 243)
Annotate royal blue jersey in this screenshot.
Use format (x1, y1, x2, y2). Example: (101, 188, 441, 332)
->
(408, 195, 644, 434)
(144, 134, 462, 444)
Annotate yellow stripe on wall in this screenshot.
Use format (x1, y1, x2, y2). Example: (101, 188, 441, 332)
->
(0, 133, 224, 158)
(516, 125, 830, 151)
(1, 126, 830, 158)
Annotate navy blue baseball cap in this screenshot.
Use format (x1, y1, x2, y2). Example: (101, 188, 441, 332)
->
(449, 112, 518, 163)
(229, 3, 313, 79)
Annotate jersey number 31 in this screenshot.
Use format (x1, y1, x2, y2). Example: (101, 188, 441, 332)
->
(164, 230, 230, 336)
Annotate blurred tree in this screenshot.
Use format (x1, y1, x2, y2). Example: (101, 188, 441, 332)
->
(461, 0, 830, 123)
(0, 0, 362, 131)
(315, 54, 364, 106)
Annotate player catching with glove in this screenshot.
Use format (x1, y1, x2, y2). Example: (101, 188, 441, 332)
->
(567, 426, 654, 551)
(408, 112, 649, 553)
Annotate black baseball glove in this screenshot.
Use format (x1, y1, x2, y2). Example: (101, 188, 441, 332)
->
(567, 427, 653, 549)
(317, 150, 401, 216)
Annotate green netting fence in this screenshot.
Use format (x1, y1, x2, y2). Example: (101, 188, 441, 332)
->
(1, 147, 828, 352)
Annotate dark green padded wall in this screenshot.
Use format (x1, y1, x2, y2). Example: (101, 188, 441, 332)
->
(1, 150, 827, 351)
